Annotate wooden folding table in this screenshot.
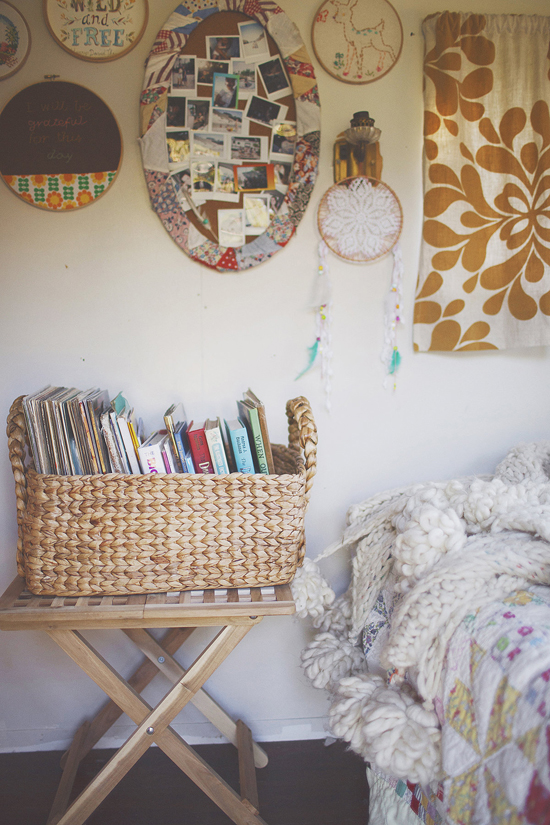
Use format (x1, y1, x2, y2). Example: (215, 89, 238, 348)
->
(0, 576, 296, 825)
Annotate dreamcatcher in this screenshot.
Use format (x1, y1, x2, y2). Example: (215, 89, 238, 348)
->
(299, 172, 403, 409)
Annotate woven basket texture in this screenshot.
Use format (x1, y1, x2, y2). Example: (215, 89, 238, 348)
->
(7, 396, 317, 596)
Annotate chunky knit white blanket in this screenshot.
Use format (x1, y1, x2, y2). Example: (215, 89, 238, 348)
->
(293, 441, 550, 784)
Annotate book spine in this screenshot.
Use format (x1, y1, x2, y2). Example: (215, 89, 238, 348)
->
(138, 441, 165, 474)
(248, 407, 269, 474)
(174, 427, 195, 473)
(229, 428, 255, 474)
(188, 427, 214, 474)
(117, 416, 141, 474)
(205, 427, 229, 474)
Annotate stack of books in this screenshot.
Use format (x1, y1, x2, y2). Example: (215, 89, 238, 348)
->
(22, 387, 274, 477)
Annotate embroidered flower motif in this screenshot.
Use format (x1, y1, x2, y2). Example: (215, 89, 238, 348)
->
(59, 173, 76, 185)
(31, 174, 48, 187)
(91, 172, 107, 183)
(61, 201, 77, 210)
(76, 190, 93, 206)
(46, 191, 63, 209)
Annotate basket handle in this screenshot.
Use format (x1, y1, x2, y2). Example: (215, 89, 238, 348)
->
(6, 396, 29, 577)
(286, 396, 317, 504)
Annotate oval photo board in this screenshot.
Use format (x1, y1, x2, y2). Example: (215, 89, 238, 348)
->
(0, 81, 122, 210)
(139, 0, 320, 272)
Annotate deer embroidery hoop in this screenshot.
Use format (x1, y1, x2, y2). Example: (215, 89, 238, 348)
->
(299, 176, 404, 408)
(312, 0, 403, 84)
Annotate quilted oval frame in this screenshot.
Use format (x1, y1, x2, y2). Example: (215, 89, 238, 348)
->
(140, 0, 320, 272)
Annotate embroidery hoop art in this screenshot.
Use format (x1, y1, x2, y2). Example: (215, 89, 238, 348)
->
(0, 80, 123, 211)
(0, 1, 31, 81)
(43, 0, 148, 63)
(311, 0, 403, 85)
(140, 0, 320, 273)
(301, 176, 403, 407)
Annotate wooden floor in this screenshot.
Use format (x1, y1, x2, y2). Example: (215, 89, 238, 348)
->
(0, 739, 369, 825)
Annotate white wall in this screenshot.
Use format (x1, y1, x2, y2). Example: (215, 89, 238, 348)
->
(1, 0, 549, 753)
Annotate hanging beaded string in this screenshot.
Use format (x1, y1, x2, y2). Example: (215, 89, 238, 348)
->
(296, 240, 333, 411)
(381, 240, 404, 390)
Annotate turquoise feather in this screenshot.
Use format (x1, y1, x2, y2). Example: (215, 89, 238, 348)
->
(296, 339, 319, 380)
(389, 349, 401, 375)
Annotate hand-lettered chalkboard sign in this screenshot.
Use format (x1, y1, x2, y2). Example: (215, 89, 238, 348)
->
(44, 0, 148, 63)
(0, 80, 122, 210)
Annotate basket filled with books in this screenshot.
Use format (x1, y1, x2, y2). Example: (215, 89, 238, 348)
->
(7, 391, 317, 596)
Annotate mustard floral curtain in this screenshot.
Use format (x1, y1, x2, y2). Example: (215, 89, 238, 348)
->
(414, 13, 550, 352)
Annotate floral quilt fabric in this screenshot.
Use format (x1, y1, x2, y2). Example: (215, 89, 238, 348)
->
(440, 585, 550, 825)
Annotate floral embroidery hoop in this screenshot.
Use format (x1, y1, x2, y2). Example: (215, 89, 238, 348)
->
(139, 0, 321, 272)
(0, 1, 31, 81)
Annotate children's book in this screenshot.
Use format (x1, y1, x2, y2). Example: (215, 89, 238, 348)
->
(138, 431, 167, 474)
(188, 421, 215, 474)
(174, 421, 195, 473)
(224, 418, 255, 474)
(243, 388, 274, 473)
(205, 418, 230, 474)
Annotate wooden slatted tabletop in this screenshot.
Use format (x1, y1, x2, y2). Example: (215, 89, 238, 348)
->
(0, 577, 296, 630)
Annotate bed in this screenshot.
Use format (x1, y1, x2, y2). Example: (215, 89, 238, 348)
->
(293, 441, 550, 824)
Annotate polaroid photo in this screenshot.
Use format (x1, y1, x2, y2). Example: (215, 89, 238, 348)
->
(231, 60, 257, 98)
(207, 36, 241, 60)
(230, 135, 267, 162)
(171, 168, 206, 208)
(234, 163, 275, 193)
(263, 187, 285, 218)
(238, 20, 270, 63)
(273, 160, 292, 190)
(166, 130, 190, 165)
(212, 73, 239, 109)
(171, 56, 196, 94)
(270, 121, 297, 161)
(191, 161, 216, 194)
(218, 208, 245, 247)
(257, 56, 291, 100)
(166, 97, 187, 128)
(191, 131, 226, 159)
(215, 161, 241, 202)
(186, 99, 210, 131)
(244, 95, 288, 128)
(244, 194, 270, 235)
(197, 58, 229, 85)
(211, 107, 246, 135)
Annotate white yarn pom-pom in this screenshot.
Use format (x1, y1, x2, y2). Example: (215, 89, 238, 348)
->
(329, 676, 441, 785)
(313, 592, 353, 634)
(301, 631, 367, 691)
(291, 558, 335, 619)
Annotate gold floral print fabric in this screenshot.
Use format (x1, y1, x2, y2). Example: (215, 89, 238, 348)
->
(415, 12, 550, 352)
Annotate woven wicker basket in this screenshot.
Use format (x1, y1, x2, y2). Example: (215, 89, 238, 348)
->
(7, 396, 317, 596)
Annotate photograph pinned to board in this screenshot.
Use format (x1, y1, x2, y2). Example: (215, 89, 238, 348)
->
(44, 0, 148, 62)
(186, 99, 210, 131)
(238, 20, 270, 63)
(230, 135, 268, 162)
(207, 36, 241, 60)
(270, 121, 297, 161)
(171, 167, 206, 208)
(244, 95, 287, 128)
(212, 72, 239, 109)
(218, 208, 245, 247)
(265, 188, 285, 218)
(234, 163, 275, 193)
(244, 194, 271, 234)
(166, 97, 187, 128)
(274, 161, 292, 189)
(231, 60, 257, 97)
(257, 56, 291, 99)
(191, 160, 216, 194)
(0, 1, 31, 80)
(171, 56, 196, 94)
(215, 161, 241, 202)
(197, 58, 229, 84)
(211, 107, 246, 134)
(191, 131, 226, 159)
(167, 130, 190, 165)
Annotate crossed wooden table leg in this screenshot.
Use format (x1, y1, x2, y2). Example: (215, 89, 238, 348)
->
(0, 579, 297, 825)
